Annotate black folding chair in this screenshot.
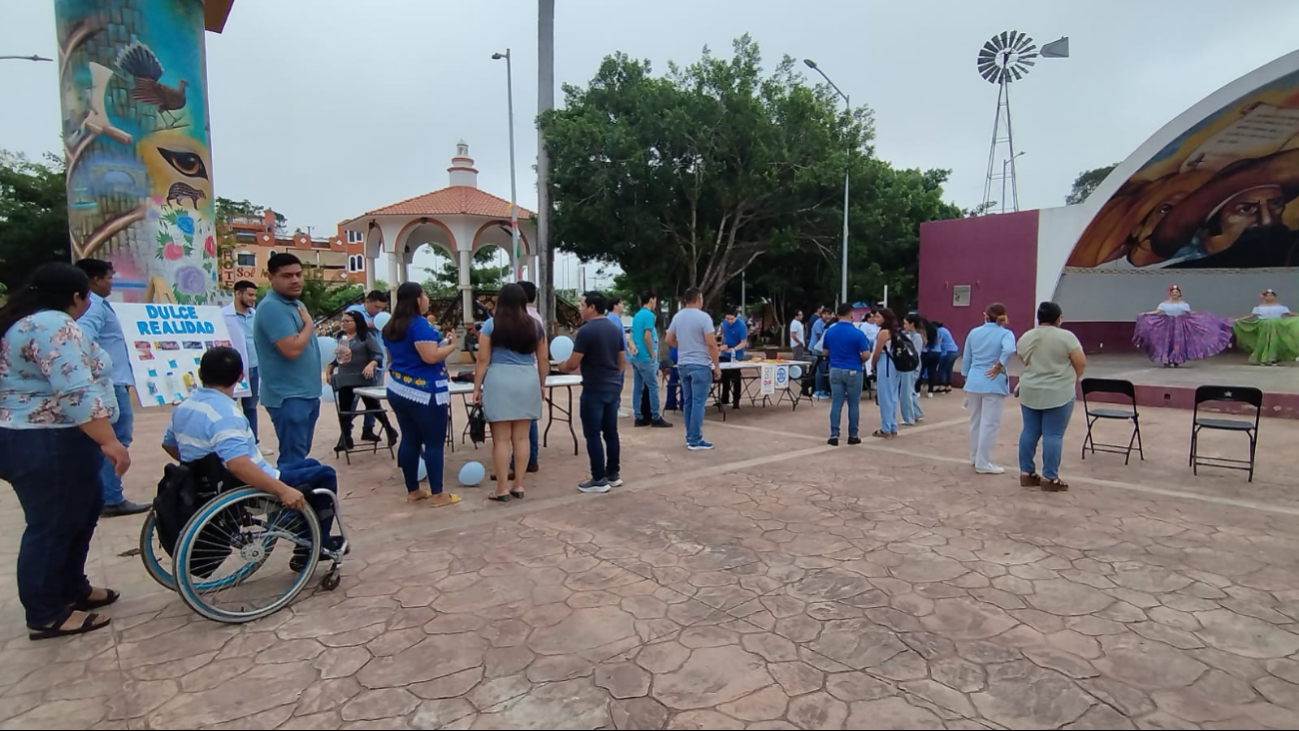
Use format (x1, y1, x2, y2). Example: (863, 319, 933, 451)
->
(1080, 378, 1144, 464)
(332, 385, 397, 465)
(1190, 385, 1262, 482)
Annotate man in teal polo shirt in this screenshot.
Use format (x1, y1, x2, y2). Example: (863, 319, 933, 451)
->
(253, 253, 323, 466)
(631, 290, 672, 428)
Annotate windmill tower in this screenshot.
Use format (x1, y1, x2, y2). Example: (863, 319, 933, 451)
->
(978, 32, 1069, 213)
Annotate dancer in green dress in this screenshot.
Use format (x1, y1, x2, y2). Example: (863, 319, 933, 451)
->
(1232, 289, 1299, 365)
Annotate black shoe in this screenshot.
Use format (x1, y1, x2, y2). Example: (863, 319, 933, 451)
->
(651, 418, 674, 428)
(360, 429, 381, 443)
(827, 438, 840, 446)
(526, 462, 539, 473)
(291, 537, 347, 572)
(385, 428, 398, 447)
(634, 419, 651, 428)
(848, 436, 862, 445)
(101, 500, 150, 518)
(335, 435, 354, 453)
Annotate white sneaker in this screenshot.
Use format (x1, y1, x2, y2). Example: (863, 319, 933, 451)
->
(578, 478, 611, 493)
(607, 473, 623, 487)
(975, 465, 1005, 475)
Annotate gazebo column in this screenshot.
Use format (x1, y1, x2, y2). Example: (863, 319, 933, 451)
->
(459, 248, 474, 325)
(364, 255, 376, 290)
(387, 249, 400, 293)
(398, 256, 409, 285)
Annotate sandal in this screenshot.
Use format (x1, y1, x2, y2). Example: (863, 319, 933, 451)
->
(29, 611, 110, 642)
(488, 493, 511, 503)
(872, 430, 896, 439)
(427, 493, 462, 508)
(510, 490, 525, 500)
(407, 489, 433, 503)
(1041, 478, 1070, 492)
(73, 587, 120, 611)
(1020, 473, 1041, 487)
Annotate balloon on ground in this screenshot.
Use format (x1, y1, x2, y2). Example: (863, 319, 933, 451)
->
(458, 461, 485, 486)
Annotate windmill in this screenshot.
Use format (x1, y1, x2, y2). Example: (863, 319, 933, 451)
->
(978, 32, 1068, 213)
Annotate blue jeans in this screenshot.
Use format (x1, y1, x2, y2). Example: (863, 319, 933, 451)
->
(814, 353, 829, 395)
(829, 367, 864, 438)
(0, 427, 104, 627)
(509, 421, 539, 471)
(938, 353, 958, 387)
(277, 458, 338, 538)
(1019, 401, 1074, 480)
(242, 367, 260, 442)
(267, 397, 321, 467)
(98, 385, 133, 506)
(900, 370, 923, 425)
(876, 360, 900, 433)
(678, 364, 713, 446)
(580, 390, 621, 480)
(388, 395, 448, 494)
(631, 359, 661, 420)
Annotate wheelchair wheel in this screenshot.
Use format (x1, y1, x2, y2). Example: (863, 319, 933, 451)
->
(138, 511, 176, 591)
(174, 487, 322, 623)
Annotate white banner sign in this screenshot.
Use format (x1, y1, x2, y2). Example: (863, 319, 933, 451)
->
(760, 364, 776, 395)
(115, 303, 249, 407)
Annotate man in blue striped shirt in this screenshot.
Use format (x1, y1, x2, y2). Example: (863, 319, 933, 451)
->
(162, 347, 340, 561)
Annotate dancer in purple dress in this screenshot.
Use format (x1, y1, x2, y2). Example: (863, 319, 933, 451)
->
(1133, 285, 1233, 367)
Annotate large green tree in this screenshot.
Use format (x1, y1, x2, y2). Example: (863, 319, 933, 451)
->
(540, 35, 960, 312)
(0, 151, 70, 293)
(1065, 164, 1119, 205)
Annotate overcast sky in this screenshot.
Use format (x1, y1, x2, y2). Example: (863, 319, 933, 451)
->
(5, 1, 1299, 286)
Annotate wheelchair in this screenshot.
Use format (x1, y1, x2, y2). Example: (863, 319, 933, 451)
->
(139, 455, 349, 623)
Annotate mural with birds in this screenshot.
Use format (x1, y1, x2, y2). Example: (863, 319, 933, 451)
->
(115, 40, 188, 128)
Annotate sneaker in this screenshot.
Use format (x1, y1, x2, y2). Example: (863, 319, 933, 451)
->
(687, 441, 715, 451)
(634, 419, 651, 428)
(607, 473, 624, 487)
(975, 465, 1006, 475)
(651, 418, 674, 428)
(847, 436, 862, 445)
(578, 478, 611, 494)
(827, 437, 840, 446)
(101, 500, 150, 518)
(926, 392, 934, 399)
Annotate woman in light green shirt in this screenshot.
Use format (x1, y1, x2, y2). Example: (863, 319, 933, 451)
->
(1016, 302, 1086, 492)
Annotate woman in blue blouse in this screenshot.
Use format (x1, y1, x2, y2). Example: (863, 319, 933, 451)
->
(0, 264, 131, 640)
(382, 283, 460, 508)
(961, 303, 1016, 475)
(933, 321, 960, 393)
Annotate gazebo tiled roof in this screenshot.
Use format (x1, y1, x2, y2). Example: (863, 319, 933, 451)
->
(362, 186, 535, 220)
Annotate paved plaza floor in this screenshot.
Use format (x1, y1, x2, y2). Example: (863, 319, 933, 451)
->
(1, 386, 1299, 730)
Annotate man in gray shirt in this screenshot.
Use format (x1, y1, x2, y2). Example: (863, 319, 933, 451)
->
(666, 287, 721, 450)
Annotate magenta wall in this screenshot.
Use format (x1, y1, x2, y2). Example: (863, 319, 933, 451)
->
(919, 211, 1039, 344)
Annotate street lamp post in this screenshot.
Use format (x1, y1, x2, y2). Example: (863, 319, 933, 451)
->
(803, 59, 851, 305)
(492, 49, 521, 282)
(1001, 151, 1025, 214)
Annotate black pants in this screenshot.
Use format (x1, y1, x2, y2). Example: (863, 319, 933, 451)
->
(921, 352, 941, 393)
(336, 387, 395, 437)
(720, 370, 743, 406)
(0, 427, 103, 627)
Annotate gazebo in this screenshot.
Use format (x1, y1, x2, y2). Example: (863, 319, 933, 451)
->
(340, 142, 537, 324)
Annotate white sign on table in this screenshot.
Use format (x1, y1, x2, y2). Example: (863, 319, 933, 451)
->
(115, 303, 249, 407)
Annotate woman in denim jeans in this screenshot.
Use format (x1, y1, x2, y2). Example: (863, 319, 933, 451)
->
(1016, 302, 1086, 491)
(0, 264, 132, 640)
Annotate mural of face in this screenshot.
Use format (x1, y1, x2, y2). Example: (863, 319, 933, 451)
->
(1210, 185, 1286, 250)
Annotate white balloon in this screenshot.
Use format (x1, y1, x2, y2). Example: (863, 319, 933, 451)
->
(790, 365, 803, 380)
(550, 335, 574, 362)
(417, 452, 428, 482)
(373, 312, 392, 331)
(317, 337, 337, 369)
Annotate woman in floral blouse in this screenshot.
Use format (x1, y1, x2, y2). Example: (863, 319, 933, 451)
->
(0, 263, 131, 640)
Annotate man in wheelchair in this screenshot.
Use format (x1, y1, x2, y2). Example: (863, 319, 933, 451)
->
(161, 347, 344, 571)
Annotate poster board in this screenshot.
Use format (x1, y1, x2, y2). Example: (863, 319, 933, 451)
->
(115, 303, 250, 407)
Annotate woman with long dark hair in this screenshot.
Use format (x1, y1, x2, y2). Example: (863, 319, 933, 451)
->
(382, 283, 460, 507)
(329, 310, 396, 453)
(900, 314, 927, 425)
(921, 318, 941, 397)
(933, 321, 959, 393)
(0, 263, 131, 640)
(868, 308, 902, 438)
(473, 283, 549, 503)
(962, 303, 1017, 474)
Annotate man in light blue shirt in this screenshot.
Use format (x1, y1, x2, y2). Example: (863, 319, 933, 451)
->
(75, 258, 149, 517)
(961, 304, 1017, 474)
(163, 347, 341, 566)
(253, 253, 323, 465)
(631, 290, 671, 428)
(666, 287, 721, 450)
(221, 280, 261, 442)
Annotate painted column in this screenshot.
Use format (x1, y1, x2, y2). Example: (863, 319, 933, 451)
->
(55, 0, 218, 304)
(386, 250, 400, 294)
(459, 248, 474, 325)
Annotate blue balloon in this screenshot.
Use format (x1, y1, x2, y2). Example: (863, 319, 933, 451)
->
(317, 336, 338, 369)
(550, 335, 574, 362)
(458, 461, 486, 486)
(373, 312, 392, 331)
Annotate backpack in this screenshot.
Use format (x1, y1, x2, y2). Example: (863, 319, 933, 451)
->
(887, 332, 921, 372)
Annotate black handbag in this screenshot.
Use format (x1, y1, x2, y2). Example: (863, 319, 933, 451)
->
(467, 404, 488, 444)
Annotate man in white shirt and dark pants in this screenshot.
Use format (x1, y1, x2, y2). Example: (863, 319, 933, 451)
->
(790, 311, 806, 360)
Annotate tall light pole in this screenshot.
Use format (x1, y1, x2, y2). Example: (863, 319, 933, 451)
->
(492, 50, 521, 282)
(1000, 151, 1025, 214)
(804, 59, 850, 305)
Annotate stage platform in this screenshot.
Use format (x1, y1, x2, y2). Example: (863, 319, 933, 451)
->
(1004, 351, 1299, 419)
